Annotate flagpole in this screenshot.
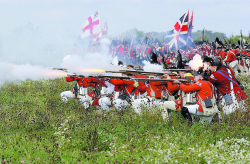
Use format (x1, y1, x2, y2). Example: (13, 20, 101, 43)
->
(248, 31, 250, 43)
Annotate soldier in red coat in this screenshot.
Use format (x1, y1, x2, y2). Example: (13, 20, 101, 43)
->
(179, 72, 217, 122)
(109, 78, 136, 110)
(224, 49, 238, 75)
(207, 58, 247, 115)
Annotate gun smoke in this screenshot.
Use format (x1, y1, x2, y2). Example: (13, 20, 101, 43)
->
(0, 38, 121, 87)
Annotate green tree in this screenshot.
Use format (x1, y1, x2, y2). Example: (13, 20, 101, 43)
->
(192, 30, 227, 42)
(228, 35, 249, 44)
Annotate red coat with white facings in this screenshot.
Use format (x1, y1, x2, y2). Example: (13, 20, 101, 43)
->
(147, 81, 168, 98)
(180, 80, 213, 112)
(208, 65, 247, 101)
(225, 51, 237, 62)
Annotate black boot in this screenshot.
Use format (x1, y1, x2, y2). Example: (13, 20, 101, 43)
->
(181, 107, 192, 122)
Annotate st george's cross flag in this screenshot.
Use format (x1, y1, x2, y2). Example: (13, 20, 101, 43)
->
(81, 11, 101, 39)
(93, 21, 108, 42)
(165, 11, 189, 49)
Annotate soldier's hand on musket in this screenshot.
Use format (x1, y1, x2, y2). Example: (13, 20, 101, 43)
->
(174, 80, 180, 84)
(132, 79, 139, 87)
(163, 74, 171, 79)
(104, 77, 110, 81)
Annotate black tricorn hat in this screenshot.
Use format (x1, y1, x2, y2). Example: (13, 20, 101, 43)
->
(203, 56, 213, 63)
(118, 61, 124, 66)
(204, 57, 221, 66)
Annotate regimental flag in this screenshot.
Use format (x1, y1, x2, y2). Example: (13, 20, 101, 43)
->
(93, 21, 108, 42)
(102, 21, 108, 36)
(81, 11, 101, 39)
(187, 10, 193, 42)
(165, 11, 189, 49)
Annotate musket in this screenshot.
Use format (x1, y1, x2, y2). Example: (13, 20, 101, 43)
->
(223, 37, 228, 44)
(237, 57, 250, 59)
(95, 75, 131, 79)
(53, 68, 68, 72)
(131, 78, 188, 82)
(67, 73, 77, 77)
(163, 69, 193, 72)
(106, 70, 178, 76)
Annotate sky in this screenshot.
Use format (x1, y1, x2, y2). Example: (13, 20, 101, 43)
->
(0, 0, 249, 67)
(0, 0, 249, 37)
(0, 0, 249, 85)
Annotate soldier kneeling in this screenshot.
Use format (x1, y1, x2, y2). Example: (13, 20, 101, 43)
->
(179, 70, 219, 122)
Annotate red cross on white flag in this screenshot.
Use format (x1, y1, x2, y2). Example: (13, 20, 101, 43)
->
(81, 11, 101, 39)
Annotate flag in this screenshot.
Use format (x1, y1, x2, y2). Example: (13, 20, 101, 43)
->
(81, 11, 101, 39)
(93, 21, 108, 42)
(165, 11, 189, 49)
(102, 21, 108, 36)
(187, 10, 193, 42)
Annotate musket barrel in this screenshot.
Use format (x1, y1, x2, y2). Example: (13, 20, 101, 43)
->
(163, 69, 193, 72)
(131, 78, 188, 82)
(97, 75, 131, 79)
(106, 70, 167, 75)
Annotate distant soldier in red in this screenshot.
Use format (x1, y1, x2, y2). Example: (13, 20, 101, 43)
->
(224, 49, 238, 75)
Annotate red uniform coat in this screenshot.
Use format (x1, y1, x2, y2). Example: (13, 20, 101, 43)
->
(133, 75, 147, 95)
(180, 80, 213, 112)
(109, 79, 135, 95)
(147, 81, 168, 99)
(166, 76, 180, 95)
(208, 65, 247, 101)
(224, 51, 237, 62)
(220, 51, 227, 59)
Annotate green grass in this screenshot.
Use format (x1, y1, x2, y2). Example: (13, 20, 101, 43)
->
(1, 77, 250, 163)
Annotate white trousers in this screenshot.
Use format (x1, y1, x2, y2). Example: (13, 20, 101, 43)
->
(229, 60, 238, 75)
(132, 97, 154, 114)
(221, 92, 245, 115)
(113, 98, 129, 110)
(60, 91, 75, 102)
(98, 97, 111, 110)
(60, 91, 91, 108)
(185, 104, 213, 122)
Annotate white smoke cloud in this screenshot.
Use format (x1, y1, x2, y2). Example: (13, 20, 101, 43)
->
(188, 54, 204, 71)
(60, 38, 121, 76)
(0, 38, 119, 87)
(142, 60, 163, 73)
(0, 61, 67, 86)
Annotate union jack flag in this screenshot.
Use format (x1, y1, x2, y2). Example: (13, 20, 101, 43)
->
(165, 11, 189, 50)
(187, 10, 193, 43)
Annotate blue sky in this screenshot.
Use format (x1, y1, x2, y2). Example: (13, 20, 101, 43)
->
(0, 0, 249, 37)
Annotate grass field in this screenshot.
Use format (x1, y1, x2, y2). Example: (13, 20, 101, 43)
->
(1, 76, 250, 163)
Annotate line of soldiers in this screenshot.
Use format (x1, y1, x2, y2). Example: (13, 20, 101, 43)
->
(61, 38, 249, 122)
(60, 59, 247, 123)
